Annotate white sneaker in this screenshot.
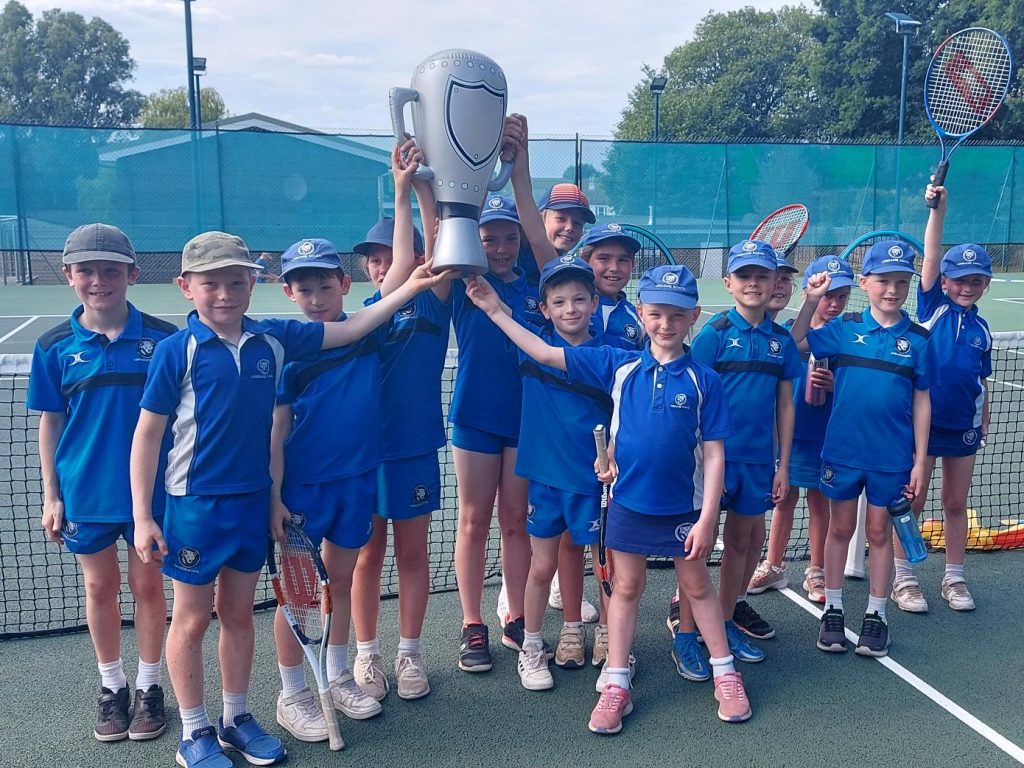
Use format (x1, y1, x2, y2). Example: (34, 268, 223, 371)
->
(330, 671, 383, 720)
(548, 572, 564, 610)
(580, 598, 599, 623)
(497, 579, 510, 623)
(518, 649, 554, 691)
(941, 578, 976, 611)
(276, 688, 329, 742)
(394, 652, 430, 700)
(548, 573, 599, 623)
(891, 575, 929, 613)
(595, 655, 637, 693)
(353, 653, 389, 701)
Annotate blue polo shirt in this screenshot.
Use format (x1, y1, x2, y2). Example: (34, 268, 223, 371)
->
(515, 328, 619, 495)
(449, 270, 528, 439)
(140, 312, 323, 496)
(27, 304, 177, 523)
(565, 346, 732, 516)
(808, 309, 933, 472)
(784, 319, 836, 443)
(591, 293, 644, 349)
(364, 290, 452, 460)
(691, 309, 802, 465)
(917, 282, 992, 430)
(277, 314, 389, 484)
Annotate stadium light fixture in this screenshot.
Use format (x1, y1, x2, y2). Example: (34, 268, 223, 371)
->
(885, 12, 921, 145)
(193, 58, 207, 127)
(650, 76, 668, 142)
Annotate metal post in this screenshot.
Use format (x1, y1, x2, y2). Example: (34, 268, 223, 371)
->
(653, 92, 661, 143)
(184, 0, 197, 130)
(194, 74, 203, 128)
(894, 30, 910, 226)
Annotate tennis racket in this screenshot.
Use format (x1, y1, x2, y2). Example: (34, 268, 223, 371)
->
(924, 28, 1013, 208)
(268, 523, 344, 751)
(593, 424, 614, 597)
(619, 224, 676, 304)
(750, 204, 809, 257)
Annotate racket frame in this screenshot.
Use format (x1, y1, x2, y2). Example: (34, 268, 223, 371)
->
(749, 203, 810, 257)
(593, 424, 613, 597)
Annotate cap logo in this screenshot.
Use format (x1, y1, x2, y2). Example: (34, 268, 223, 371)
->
(962, 249, 977, 262)
(488, 197, 503, 208)
(560, 254, 575, 264)
(888, 245, 903, 259)
(827, 259, 841, 272)
(607, 223, 622, 232)
(297, 241, 315, 257)
(742, 241, 758, 252)
(662, 272, 679, 285)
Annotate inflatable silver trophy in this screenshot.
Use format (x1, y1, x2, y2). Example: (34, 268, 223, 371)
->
(390, 49, 514, 275)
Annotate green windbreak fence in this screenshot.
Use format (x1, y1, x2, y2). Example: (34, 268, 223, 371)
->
(0, 124, 1021, 284)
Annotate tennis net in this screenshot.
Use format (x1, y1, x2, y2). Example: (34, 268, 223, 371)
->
(2, 334, 1022, 638)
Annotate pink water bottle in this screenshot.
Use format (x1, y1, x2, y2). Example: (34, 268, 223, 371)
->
(805, 356, 828, 406)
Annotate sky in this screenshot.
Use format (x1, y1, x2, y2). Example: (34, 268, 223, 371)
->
(21, 0, 793, 136)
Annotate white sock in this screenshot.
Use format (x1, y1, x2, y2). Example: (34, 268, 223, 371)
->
(867, 595, 887, 622)
(825, 589, 843, 612)
(279, 663, 307, 697)
(894, 558, 915, 581)
(181, 704, 211, 740)
(136, 659, 162, 691)
(709, 654, 736, 679)
(222, 691, 247, 727)
(98, 658, 127, 691)
(327, 643, 349, 680)
(522, 630, 544, 654)
(356, 638, 380, 657)
(605, 667, 631, 690)
(736, 593, 747, 604)
(945, 563, 965, 582)
(397, 636, 420, 655)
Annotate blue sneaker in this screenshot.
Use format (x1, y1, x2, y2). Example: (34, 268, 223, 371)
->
(176, 726, 232, 768)
(725, 620, 765, 663)
(217, 714, 286, 766)
(671, 631, 710, 681)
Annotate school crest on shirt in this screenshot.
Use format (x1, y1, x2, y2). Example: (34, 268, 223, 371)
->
(671, 393, 689, 410)
(61, 519, 78, 538)
(768, 338, 782, 356)
(136, 338, 156, 360)
(970, 336, 983, 348)
(398, 303, 416, 319)
(963, 429, 979, 446)
(624, 324, 639, 340)
(412, 484, 429, 506)
(252, 358, 272, 379)
(821, 465, 836, 484)
(894, 337, 911, 357)
(674, 522, 693, 543)
(177, 547, 201, 569)
(525, 296, 539, 312)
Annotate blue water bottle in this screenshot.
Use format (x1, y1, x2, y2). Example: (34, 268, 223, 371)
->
(888, 495, 928, 564)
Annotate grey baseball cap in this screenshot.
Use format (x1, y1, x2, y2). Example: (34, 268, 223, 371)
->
(62, 223, 136, 265)
(181, 231, 263, 274)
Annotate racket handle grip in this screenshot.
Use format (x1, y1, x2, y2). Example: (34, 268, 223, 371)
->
(926, 161, 949, 208)
(320, 689, 345, 751)
(593, 425, 609, 473)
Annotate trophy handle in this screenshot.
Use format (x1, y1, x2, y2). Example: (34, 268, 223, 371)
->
(389, 87, 434, 182)
(488, 158, 514, 191)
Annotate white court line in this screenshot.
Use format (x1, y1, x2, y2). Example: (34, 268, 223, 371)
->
(779, 587, 1024, 765)
(992, 297, 1024, 305)
(0, 316, 39, 343)
(991, 377, 1024, 391)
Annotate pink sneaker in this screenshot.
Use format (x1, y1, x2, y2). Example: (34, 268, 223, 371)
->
(587, 684, 633, 734)
(714, 672, 752, 723)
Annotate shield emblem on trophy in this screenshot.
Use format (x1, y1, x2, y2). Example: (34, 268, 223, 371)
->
(444, 79, 506, 170)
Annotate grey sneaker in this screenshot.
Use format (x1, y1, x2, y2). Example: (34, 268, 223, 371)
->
(941, 578, 976, 611)
(891, 576, 929, 613)
(95, 686, 130, 742)
(855, 612, 891, 657)
(128, 685, 167, 741)
(816, 607, 848, 653)
(330, 671, 383, 719)
(276, 688, 328, 742)
(554, 624, 585, 669)
(353, 653, 389, 701)
(394, 652, 430, 700)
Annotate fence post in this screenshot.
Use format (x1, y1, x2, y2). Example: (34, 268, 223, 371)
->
(9, 126, 31, 284)
(574, 133, 581, 188)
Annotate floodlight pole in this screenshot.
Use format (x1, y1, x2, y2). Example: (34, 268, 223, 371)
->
(649, 76, 668, 230)
(886, 12, 920, 227)
(184, 0, 198, 130)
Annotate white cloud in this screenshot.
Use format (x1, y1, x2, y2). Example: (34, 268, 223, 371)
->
(17, 0, 796, 135)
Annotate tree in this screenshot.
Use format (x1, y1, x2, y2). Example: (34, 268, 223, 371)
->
(140, 87, 230, 129)
(0, 1, 143, 127)
(615, 7, 823, 142)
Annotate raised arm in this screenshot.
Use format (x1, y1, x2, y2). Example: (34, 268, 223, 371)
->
(789, 271, 831, 351)
(921, 183, 946, 293)
(507, 114, 557, 270)
(131, 409, 170, 562)
(465, 276, 566, 370)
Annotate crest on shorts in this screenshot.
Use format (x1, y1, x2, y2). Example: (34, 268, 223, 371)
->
(526, 502, 536, 520)
(674, 522, 693, 543)
(768, 338, 782, 355)
(963, 429, 979, 446)
(136, 339, 156, 359)
(178, 547, 201, 568)
(624, 324, 638, 340)
(526, 296, 539, 311)
(822, 465, 836, 484)
(61, 519, 78, 537)
(895, 338, 911, 354)
(412, 484, 429, 505)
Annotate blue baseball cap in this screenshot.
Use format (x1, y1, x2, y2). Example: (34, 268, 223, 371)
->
(804, 255, 855, 290)
(775, 249, 799, 273)
(638, 264, 699, 310)
(861, 240, 919, 276)
(539, 254, 594, 291)
(353, 217, 425, 255)
(941, 244, 992, 278)
(537, 183, 596, 224)
(479, 195, 520, 226)
(280, 238, 344, 277)
(727, 240, 778, 273)
(579, 223, 641, 254)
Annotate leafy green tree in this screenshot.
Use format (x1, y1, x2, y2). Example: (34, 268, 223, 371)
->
(0, 1, 143, 126)
(140, 86, 229, 129)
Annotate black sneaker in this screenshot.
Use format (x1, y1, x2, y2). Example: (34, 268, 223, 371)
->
(128, 685, 167, 741)
(732, 600, 776, 640)
(666, 594, 680, 637)
(855, 612, 891, 657)
(816, 608, 848, 653)
(459, 623, 492, 672)
(500, 616, 554, 659)
(95, 686, 130, 742)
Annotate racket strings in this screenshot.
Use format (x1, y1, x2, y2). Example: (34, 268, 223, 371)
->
(928, 30, 1012, 136)
(753, 208, 808, 252)
(279, 534, 325, 643)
